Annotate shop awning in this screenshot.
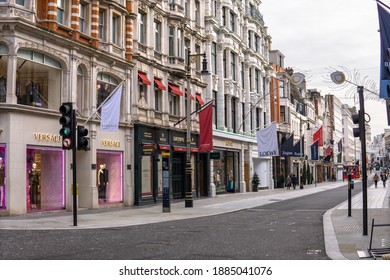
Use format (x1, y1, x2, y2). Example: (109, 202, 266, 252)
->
(173, 146, 187, 152)
(154, 78, 166, 90)
(138, 72, 151, 85)
(185, 89, 195, 100)
(196, 93, 205, 105)
(159, 145, 170, 151)
(168, 83, 183, 96)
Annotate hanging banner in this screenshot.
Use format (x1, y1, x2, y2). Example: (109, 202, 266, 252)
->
(313, 126, 323, 146)
(377, 1, 390, 99)
(101, 83, 123, 131)
(281, 134, 294, 157)
(292, 135, 304, 157)
(199, 102, 213, 152)
(256, 123, 279, 157)
(311, 141, 319, 160)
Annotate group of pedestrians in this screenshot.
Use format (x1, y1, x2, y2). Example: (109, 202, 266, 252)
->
(285, 174, 297, 190)
(373, 170, 387, 188)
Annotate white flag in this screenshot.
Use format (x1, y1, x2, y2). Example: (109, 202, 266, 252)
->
(100, 83, 123, 132)
(256, 123, 279, 157)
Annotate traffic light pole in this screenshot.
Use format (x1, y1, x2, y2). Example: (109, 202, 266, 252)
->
(72, 109, 77, 226)
(358, 86, 368, 236)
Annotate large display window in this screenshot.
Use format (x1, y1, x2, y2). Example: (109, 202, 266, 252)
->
(0, 145, 6, 209)
(213, 150, 240, 193)
(96, 151, 123, 204)
(26, 147, 65, 211)
(16, 49, 62, 110)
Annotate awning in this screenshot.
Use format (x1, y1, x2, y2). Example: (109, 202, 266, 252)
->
(173, 146, 187, 152)
(159, 145, 170, 151)
(196, 93, 205, 105)
(168, 83, 183, 96)
(185, 89, 195, 100)
(138, 72, 151, 85)
(154, 78, 166, 90)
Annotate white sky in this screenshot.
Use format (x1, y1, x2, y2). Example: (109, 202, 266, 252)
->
(261, 0, 389, 138)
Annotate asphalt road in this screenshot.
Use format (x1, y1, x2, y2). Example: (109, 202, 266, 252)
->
(0, 181, 363, 260)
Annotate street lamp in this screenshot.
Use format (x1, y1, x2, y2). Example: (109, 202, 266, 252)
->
(185, 51, 208, 208)
(330, 71, 369, 236)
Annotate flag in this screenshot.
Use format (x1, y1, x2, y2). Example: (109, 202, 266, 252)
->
(199, 102, 213, 152)
(293, 135, 304, 157)
(100, 83, 123, 131)
(378, 1, 390, 99)
(338, 140, 343, 153)
(256, 123, 279, 157)
(313, 126, 323, 146)
(326, 145, 332, 156)
(311, 141, 319, 160)
(281, 134, 294, 157)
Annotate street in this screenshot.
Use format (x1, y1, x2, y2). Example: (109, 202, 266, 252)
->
(0, 182, 362, 260)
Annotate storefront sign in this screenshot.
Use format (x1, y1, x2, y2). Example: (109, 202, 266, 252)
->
(101, 140, 121, 147)
(141, 144, 155, 156)
(210, 152, 221, 159)
(33, 133, 61, 143)
(157, 129, 169, 144)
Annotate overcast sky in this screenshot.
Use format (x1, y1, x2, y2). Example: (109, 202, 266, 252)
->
(261, 0, 388, 138)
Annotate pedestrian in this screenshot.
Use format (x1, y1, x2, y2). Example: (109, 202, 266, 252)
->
(291, 174, 297, 189)
(373, 173, 379, 188)
(285, 175, 292, 190)
(381, 172, 387, 188)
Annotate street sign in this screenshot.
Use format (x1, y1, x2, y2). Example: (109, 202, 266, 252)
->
(63, 138, 72, 148)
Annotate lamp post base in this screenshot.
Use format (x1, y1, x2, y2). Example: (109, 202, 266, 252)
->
(185, 160, 193, 207)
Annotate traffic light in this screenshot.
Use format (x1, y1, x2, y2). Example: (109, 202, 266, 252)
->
(59, 102, 74, 150)
(77, 125, 90, 151)
(352, 110, 363, 139)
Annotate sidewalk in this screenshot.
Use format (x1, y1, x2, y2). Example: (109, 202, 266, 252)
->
(0, 179, 389, 260)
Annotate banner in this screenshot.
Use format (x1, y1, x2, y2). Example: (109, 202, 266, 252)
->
(101, 83, 123, 131)
(378, 1, 390, 99)
(281, 134, 294, 157)
(326, 145, 332, 156)
(199, 103, 213, 152)
(292, 135, 304, 157)
(313, 126, 323, 146)
(256, 123, 279, 157)
(337, 140, 343, 153)
(311, 141, 319, 160)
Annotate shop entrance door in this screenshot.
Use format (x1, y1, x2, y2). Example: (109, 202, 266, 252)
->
(172, 153, 185, 198)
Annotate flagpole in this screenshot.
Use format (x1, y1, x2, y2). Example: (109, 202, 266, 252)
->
(377, 0, 390, 11)
(83, 81, 124, 125)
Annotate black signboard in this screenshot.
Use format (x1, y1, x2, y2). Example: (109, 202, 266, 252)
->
(210, 152, 220, 159)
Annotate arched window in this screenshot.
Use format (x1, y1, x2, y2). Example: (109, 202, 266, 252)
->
(16, 49, 62, 110)
(76, 66, 85, 115)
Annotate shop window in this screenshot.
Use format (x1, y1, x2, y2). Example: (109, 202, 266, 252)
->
(96, 151, 123, 204)
(0, 43, 8, 103)
(96, 72, 119, 109)
(26, 147, 65, 211)
(16, 49, 62, 110)
(141, 156, 153, 196)
(0, 145, 6, 209)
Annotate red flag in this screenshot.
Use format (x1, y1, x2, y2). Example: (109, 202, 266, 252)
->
(199, 103, 213, 152)
(326, 145, 332, 155)
(313, 126, 323, 146)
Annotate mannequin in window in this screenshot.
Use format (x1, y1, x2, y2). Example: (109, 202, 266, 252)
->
(28, 162, 40, 209)
(98, 164, 109, 202)
(26, 81, 42, 107)
(0, 75, 6, 102)
(97, 83, 110, 108)
(0, 157, 5, 208)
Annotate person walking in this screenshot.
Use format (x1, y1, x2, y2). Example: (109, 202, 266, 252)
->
(285, 175, 292, 190)
(381, 172, 387, 188)
(373, 173, 379, 188)
(291, 174, 297, 190)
